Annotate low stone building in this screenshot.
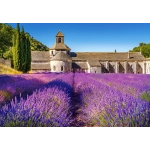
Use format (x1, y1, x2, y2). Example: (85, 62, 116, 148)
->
(31, 31, 147, 74)
(146, 58, 150, 74)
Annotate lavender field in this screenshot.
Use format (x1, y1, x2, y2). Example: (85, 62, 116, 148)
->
(0, 72, 150, 127)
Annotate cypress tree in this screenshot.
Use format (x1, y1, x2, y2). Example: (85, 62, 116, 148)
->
(24, 34, 28, 73)
(13, 23, 21, 71)
(12, 23, 31, 73)
(26, 36, 31, 72)
(20, 27, 26, 72)
(12, 34, 16, 68)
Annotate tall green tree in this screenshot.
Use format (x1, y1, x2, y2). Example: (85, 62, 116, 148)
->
(20, 27, 26, 72)
(13, 23, 21, 70)
(26, 35, 31, 72)
(12, 24, 31, 73)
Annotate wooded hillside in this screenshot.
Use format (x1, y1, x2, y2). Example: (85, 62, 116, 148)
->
(0, 23, 49, 59)
(129, 43, 150, 58)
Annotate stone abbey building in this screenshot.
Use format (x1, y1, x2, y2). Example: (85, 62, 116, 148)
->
(31, 31, 148, 74)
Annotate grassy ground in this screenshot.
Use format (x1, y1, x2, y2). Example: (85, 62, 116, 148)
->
(0, 63, 22, 74)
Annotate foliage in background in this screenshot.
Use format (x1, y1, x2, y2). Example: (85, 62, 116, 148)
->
(0, 23, 14, 57)
(129, 42, 150, 58)
(0, 23, 49, 60)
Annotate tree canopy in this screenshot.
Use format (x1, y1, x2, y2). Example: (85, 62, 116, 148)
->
(0, 23, 14, 56)
(12, 23, 31, 73)
(0, 23, 49, 59)
(129, 43, 150, 58)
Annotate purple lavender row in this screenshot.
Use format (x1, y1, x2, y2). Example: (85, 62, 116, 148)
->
(0, 73, 74, 127)
(74, 73, 150, 127)
(87, 73, 150, 98)
(0, 73, 62, 106)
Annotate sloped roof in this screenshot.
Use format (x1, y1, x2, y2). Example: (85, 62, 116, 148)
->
(31, 51, 50, 62)
(87, 60, 101, 67)
(50, 43, 71, 50)
(31, 62, 50, 70)
(70, 52, 145, 61)
(56, 31, 64, 37)
(72, 62, 88, 69)
(51, 51, 71, 61)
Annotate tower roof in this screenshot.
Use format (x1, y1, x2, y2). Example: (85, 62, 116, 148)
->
(51, 51, 71, 61)
(56, 31, 64, 37)
(50, 43, 71, 50)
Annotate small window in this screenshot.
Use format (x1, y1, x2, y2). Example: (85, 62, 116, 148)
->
(51, 51, 53, 55)
(58, 38, 61, 43)
(61, 66, 63, 71)
(53, 66, 56, 71)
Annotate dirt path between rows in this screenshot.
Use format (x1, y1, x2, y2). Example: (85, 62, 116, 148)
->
(70, 74, 85, 127)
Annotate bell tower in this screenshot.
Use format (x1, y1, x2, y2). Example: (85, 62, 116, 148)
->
(56, 31, 64, 44)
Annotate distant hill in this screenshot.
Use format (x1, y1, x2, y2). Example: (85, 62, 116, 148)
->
(129, 43, 150, 58)
(30, 37, 49, 51)
(0, 23, 49, 59)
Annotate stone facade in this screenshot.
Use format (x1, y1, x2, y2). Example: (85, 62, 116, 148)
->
(31, 31, 149, 74)
(146, 58, 150, 74)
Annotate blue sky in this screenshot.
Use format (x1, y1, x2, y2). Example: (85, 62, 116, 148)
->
(8, 23, 150, 52)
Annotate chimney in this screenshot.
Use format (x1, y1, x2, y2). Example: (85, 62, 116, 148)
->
(128, 52, 130, 59)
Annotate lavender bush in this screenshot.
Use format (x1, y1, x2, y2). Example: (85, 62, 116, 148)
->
(0, 73, 74, 127)
(0, 73, 62, 106)
(74, 73, 150, 127)
(0, 72, 150, 127)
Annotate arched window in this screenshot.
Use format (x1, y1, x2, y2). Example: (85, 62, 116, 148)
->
(58, 38, 61, 43)
(61, 66, 63, 71)
(53, 66, 56, 71)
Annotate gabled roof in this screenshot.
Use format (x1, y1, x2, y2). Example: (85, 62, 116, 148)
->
(72, 62, 88, 69)
(31, 51, 50, 62)
(51, 51, 71, 61)
(31, 62, 50, 70)
(50, 43, 71, 50)
(56, 31, 64, 37)
(146, 58, 150, 60)
(87, 60, 101, 67)
(70, 52, 145, 61)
